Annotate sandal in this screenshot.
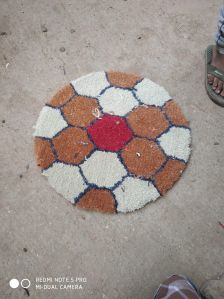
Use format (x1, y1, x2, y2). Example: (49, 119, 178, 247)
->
(152, 275, 201, 299)
(205, 45, 224, 107)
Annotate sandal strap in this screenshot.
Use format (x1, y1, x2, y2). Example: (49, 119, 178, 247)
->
(207, 64, 224, 81)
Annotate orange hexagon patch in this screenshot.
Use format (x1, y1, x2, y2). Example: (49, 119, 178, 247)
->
(52, 127, 94, 164)
(121, 138, 166, 178)
(62, 96, 99, 127)
(127, 106, 169, 139)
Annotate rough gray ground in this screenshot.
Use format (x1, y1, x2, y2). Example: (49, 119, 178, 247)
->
(0, 0, 224, 298)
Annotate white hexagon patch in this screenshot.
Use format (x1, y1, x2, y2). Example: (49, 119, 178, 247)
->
(81, 151, 127, 188)
(43, 162, 86, 203)
(33, 106, 68, 138)
(158, 126, 191, 162)
(114, 177, 160, 213)
(71, 71, 110, 98)
(134, 78, 171, 106)
(99, 87, 138, 116)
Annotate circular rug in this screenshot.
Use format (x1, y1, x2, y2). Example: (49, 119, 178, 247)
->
(33, 71, 191, 213)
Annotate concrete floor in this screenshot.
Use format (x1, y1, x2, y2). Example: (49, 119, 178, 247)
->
(0, 0, 224, 298)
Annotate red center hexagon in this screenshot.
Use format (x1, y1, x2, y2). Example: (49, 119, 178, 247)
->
(87, 114, 133, 152)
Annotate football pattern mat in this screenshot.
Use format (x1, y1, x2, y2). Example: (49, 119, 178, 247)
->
(33, 71, 191, 213)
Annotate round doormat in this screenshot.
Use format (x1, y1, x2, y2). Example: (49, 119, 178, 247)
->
(33, 71, 191, 213)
